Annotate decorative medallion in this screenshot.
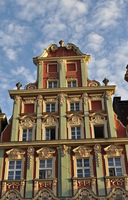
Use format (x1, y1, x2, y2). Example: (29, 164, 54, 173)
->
(109, 189, 127, 200)
(51, 44, 58, 52)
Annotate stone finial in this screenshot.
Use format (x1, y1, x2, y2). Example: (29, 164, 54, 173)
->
(125, 64, 128, 82)
(59, 40, 64, 47)
(16, 82, 22, 90)
(103, 78, 109, 86)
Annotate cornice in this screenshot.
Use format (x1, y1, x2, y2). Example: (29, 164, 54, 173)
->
(33, 55, 90, 66)
(9, 86, 116, 99)
(0, 137, 128, 149)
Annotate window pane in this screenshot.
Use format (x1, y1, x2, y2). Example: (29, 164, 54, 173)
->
(76, 103, 79, 111)
(48, 82, 52, 88)
(84, 159, 89, 167)
(115, 158, 121, 166)
(15, 171, 21, 180)
(23, 129, 27, 134)
(108, 158, 114, 166)
(116, 168, 122, 176)
(9, 161, 15, 169)
(46, 129, 50, 140)
(51, 104, 55, 112)
(53, 82, 57, 88)
(77, 159, 82, 167)
(16, 161, 22, 169)
(22, 132, 27, 141)
(84, 169, 90, 177)
(72, 81, 76, 87)
(39, 170, 45, 179)
(77, 169, 83, 177)
(70, 104, 74, 111)
(77, 127, 81, 139)
(40, 160, 45, 168)
(46, 104, 50, 112)
(8, 171, 14, 180)
(47, 170, 52, 178)
(47, 160, 52, 168)
(68, 82, 71, 87)
(109, 168, 115, 176)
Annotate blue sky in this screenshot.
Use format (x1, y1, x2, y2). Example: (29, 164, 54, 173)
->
(0, 0, 128, 119)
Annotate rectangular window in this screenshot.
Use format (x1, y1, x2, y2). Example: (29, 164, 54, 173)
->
(77, 158, 90, 178)
(46, 104, 55, 112)
(71, 127, 81, 139)
(22, 129, 32, 141)
(94, 126, 104, 138)
(68, 81, 76, 88)
(48, 81, 57, 88)
(45, 128, 55, 140)
(108, 158, 122, 176)
(70, 103, 79, 111)
(8, 161, 22, 180)
(39, 160, 52, 179)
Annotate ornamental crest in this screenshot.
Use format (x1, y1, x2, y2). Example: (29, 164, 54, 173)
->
(67, 114, 83, 125)
(77, 190, 94, 200)
(109, 189, 128, 200)
(42, 115, 58, 125)
(37, 147, 55, 158)
(5, 192, 19, 200)
(59, 145, 69, 157)
(90, 114, 105, 124)
(21, 117, 33, 127)
(38, 191, 52, 200)
(73, 146, 92, 157)
(6, 148, 25, 160)
(104, 145, 123, 156)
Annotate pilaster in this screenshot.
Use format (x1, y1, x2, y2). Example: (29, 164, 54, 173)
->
(105, 91, 117, 137)
(11, 95, 20, 141)
(36, 95, 43, 140)
(80, 59, 88, 86)
(58, 60, 66, 87)
(82, 93, 90, 138)
(37, 62, 43, 89)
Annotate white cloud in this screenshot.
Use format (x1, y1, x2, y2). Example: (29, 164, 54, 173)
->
(3, 47, 17, 61)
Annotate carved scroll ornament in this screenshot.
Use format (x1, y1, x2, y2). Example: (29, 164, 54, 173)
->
(6, 148, 25, 160)
(73, 146, 92, 157)
(37, 147, 55, 158)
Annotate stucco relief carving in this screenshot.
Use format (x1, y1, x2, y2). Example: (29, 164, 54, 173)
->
(70, 97, 80, 102)
(5, 192, 19, 200)
(27, 146, 35, 169)
(73, 146, 92, 157)
(57, 59, 66, 65)
(94, 144, 101, 167)
(105, 91, 112, 100)
(67, 77, 77, 81)
(37, 95, 43, 106)
(90, 114, 105, 124)
(88, 82, 98, 87)
(21, 117, 33, 127)
(51, 44, 58, 52)
(77, 190, 94, 200)
(67, 114, 83, 125)
(37, 147, 55, 158)
(82, 93, 88, 105)
(39, 181, 52, 188)
(6, 182, 20, 189)
(110, 179, 124, 186)
(38, 191, 52, 200)
(6, 148, 25, 160)
(104, 145, 123, 156)
(24, 99, 35, 104)
(42, 115, 58, 125)
(14, 95, 21, 104)
(59, 145, 69, 157)
(109, 189, 128, 200)
(45, 98, 57, 103)
(58, 93, 67, 106)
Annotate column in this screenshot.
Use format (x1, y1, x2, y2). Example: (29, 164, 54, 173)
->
(83, 93, 90, 138)
(94, 144, 105, 196)
(80, 59, 88, 87)
(58, 60, 66, 87)
(58, 146, 72, 197)
(105, 91, 117, 137)
(37, 62, 43, 89)
(36, 95, 42, 140)
(11, 95, 20, 141)
(25, 147, 35, 198)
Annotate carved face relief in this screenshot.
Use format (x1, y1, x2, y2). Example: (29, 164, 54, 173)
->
(79, 147, 87, 157)
(41, 148, 50, 158)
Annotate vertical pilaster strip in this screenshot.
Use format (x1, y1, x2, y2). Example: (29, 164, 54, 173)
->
(105, 91, 117, 138)
(38, 62, 43, 89)
(25, 147, 35, 198)
(58, 146, 72, 197)
(81, 59, 88, 86)
(0, 149, 4, 195)
(58, 60, 66, 87)
(125, 145, 128, 190)
(94, 144, 105, 196)
(58, 148, 61, 197)
(11, 95, 20, 141)
(36, 95, 42, 140)
(83, 93, 90, 138)
(59, 94, 67, 139)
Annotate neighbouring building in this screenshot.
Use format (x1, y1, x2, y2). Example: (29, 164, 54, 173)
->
(0, 41, 128, 200)
(0, 108, 7, 137)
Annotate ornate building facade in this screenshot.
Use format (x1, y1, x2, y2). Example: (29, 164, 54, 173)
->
(0, 41, 128, 200)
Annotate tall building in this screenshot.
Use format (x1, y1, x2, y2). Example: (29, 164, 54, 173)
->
(0, 41, 128, 200)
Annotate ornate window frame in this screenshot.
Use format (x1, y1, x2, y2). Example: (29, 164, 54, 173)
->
(47, 77, 58, 89)
(43, 96, 58, 113)
(88, 94, 104, 110)
(21, 97, 36, 114)
(66, 62, 77, 72)
(67, 114, 84, 139)
(19, 116, 36, 141)
(66, 77, 78, 87)
(67, 95, 82, 112)
(47, 63, 58, 73)
(104, 145, 126, 194)
(42, 115, 59, 140)
(89, 113, 108, 138)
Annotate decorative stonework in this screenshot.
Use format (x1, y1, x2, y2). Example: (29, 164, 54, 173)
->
(82, 93, 88, 105)
(80, 59, 85, 63)
(6, 148, 25, 160)
(42, 115, 58, 125)
(37, 147, 55, 158)
(67, 77, 77, 81)
(59, 145, 69, 157)
(70, 97, 80, 102)
(67, 114, 83, 125)
(110, 178, 124, 186)
(45, 98, 57, 103)
(51, 44, 58, 52)
(88, 82, 98, 87)
(65, 44, 72, 51)
(24, 82, 37, 90)
(39, 181, 52, 188)
(57, 59, 66, 64)
(94, 144, 101, 167)
(38, 191, 52, 200)
(90, 114, 105, 124)
(27, 146, 35, 169)
(105, 91, 112, 100)
(14, 95, 21, 104)
(23, 97, 36, 104)
(73, 146, 92, 157)
(78, 180, 91, 187)
(47, 77, 58, 82)
(58, 93, 67, 106)
(77, 190, 93, 200)
(6, 182, 20, 189)
(20, 117, 34, 128)
(104, 145, 123, 156)
(109, 189, 128, 200)
(5, 192, 20, 200)
(37, 95, 43, 106)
